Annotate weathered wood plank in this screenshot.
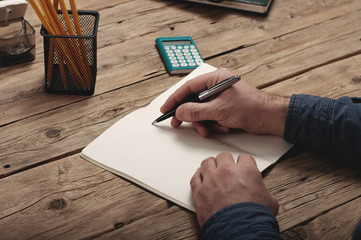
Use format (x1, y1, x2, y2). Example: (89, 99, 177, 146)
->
(263, 152, 361, 232)
(0, 73, 177, 177)
(281, 196, 361, 239)
(209, 9, 361, 90)
(263, 50, 361, 98)
(1, 0, 360, 126)
(0, 154, 174, 240)
(95, 206, 198, 240)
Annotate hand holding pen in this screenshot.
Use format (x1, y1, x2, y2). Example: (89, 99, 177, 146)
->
(158, 68, 289, 138)
(153, 74, 241, 124)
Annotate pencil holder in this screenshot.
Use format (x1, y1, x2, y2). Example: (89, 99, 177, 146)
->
(0, 18, 35, 67)
(41, 10, 99, 95)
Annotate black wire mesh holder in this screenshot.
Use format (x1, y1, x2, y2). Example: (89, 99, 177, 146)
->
(41, 10, 99, 95)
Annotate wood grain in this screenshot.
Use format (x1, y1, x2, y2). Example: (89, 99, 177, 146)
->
(2, 25, 361, 177)
(1, 0, 361, 239)
(264, 152, 361, 232)
(0, 155, 173, 240)
(281, 196, 361, 239)
(1, 0, 360, 126)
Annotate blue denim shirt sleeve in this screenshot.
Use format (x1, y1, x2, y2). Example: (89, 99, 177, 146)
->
(284, 94, 361, 168)
(199, 202, 283, 240)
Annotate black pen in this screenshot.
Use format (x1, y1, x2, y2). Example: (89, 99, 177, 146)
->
(152, 75, 241, 125)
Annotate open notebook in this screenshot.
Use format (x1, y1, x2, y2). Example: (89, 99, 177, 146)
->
(81, 63, 293, 211)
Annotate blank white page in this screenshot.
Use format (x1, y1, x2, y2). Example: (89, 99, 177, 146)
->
(81, 64, 293, 211)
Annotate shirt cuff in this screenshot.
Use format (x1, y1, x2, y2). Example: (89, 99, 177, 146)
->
(199, 202, 282, 240)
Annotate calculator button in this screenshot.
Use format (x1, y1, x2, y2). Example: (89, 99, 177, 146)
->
(176, 53, 183, 57)
(182, 49, 190, 53)
(181, 63, 188, 67)
(171, 46, 176, 50)
(184, 52, 191, 56)
(185, 55, 193, 59)
(164, 46, 170, 50)
(190, 45, 196, 49)
(172, 63, 180, 67)
(171, 60, 178, 64)
(189, 63, 196, 66)
(196, 59, 204, 65)
(168, 53, 175, 57)
(184, 45, 189, 49)
(192, 51, 200, 56)
(190, 48, 197, 52)
(177, 56, 185, 60)
(187, 59, 195, 63)
(193, 55, 201, 59)
(177, 46, 183, 49)
(166, 50, 173, 54)
(179, 59, 187, 63)
(169, 57, 177, 60)
(174, 49, 182, 53)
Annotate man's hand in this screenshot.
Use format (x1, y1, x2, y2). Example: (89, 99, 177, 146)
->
(190, 152, 279, 227)
(160, 68, 290, 137)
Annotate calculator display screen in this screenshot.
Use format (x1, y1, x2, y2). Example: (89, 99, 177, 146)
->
(162, 40, 192, 46)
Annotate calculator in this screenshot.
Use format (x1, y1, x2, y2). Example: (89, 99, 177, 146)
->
(156, 36, 204, 74)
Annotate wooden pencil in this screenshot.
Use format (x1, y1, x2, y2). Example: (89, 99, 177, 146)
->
(53, 0, 58, 10)
(30, 0, 92, 91)
(69, 0, 93, 89)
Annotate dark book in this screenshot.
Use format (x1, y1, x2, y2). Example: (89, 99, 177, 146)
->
(185, 0, 273, 13)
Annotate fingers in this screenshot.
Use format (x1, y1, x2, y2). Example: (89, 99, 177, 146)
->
(176, 101, 216, 123)
(197, 153, 235, 179)
(236, 154, 257, 167)
(192, 153, 256, 190)
(200, 157, 216, 178)
(192, 121, 230, 138)
(190, 167, 202, 191)
(215, 152, 235, 167)
(192, 122, 210, 138)
(170, 116, 182, 129)
(160, 69, 232, 114)
(160, 73, 216, 114)
(236, 154, 261, 177)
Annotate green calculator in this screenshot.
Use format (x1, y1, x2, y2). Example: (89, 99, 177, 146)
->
(156, 36, 204, 74)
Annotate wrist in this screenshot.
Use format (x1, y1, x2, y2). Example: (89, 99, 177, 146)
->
(262, 94, 290, 137)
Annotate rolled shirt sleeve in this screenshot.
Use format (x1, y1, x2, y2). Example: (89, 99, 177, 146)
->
(284, 94, 361, 167)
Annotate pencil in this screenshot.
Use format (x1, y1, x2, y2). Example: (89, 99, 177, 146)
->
(29, 0, 92, 91)
(53, 0, 58, 10)
(69, 0, 93, 89)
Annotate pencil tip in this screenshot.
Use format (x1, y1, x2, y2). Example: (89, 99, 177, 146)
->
(152, 121, 157, 125)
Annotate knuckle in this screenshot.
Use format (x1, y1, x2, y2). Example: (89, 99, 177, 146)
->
(217, 152, 232, 159)
(219, 165, 234, 175)
(190, 178, 197, 188)
(189, 104, 200, 120)
(218, 68, 233, 76)
(201, 157, 214, 167)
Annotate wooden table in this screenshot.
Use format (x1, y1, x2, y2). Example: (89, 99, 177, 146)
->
(1, 0, 361, 239)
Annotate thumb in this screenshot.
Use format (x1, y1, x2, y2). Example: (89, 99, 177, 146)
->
(176, 101, 215, 122)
